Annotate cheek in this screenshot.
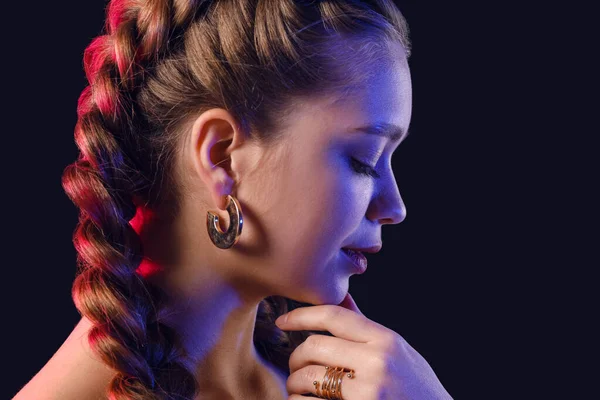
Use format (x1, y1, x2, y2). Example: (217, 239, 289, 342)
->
(294, 165, 370, 256)
(331, 159, 374, 222)
(270, 168, 339, 257)
(263, 151, 371, 263)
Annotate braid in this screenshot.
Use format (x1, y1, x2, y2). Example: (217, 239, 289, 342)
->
(62, 1, 201, 398)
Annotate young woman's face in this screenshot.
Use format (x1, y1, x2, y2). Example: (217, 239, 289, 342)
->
(235, 41, 412, 306)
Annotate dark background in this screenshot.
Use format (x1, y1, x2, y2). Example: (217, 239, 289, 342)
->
(4, 1, 591, 399)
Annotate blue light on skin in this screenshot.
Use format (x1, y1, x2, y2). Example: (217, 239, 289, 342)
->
(69, 39, 412, 398)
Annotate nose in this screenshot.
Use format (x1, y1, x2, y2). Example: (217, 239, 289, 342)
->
(381, 197, 406, 225)
(369, 181, 407, 225)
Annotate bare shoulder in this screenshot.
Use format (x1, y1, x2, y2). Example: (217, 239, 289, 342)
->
(13, 317, 114, 400)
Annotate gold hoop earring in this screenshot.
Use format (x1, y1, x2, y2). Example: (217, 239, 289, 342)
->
(206, 194, 243, 249)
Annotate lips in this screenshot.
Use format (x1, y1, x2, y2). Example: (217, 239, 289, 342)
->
(342, 247, 362, 257)
(341, 248, 368, 273)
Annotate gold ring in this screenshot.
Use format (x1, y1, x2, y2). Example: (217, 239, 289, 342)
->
(313, 365, 355, 399)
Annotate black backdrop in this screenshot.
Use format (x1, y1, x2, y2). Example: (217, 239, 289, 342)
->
(4, 1, 591, 399)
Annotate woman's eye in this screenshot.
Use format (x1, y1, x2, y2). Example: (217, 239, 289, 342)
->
(350, 157, 380, 178)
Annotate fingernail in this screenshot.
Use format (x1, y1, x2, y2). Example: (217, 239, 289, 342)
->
(275, 314, 288, 326)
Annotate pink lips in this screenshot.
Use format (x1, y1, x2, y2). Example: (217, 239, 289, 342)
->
(341, 248, 368, 273)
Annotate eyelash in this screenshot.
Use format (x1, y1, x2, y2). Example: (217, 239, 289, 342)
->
(350, 157, 380, 178)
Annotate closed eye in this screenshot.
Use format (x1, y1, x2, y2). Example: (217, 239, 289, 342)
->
(350, 157, 380, 178)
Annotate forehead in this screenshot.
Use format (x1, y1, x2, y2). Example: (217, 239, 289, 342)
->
(327, 47, 412, 141)
(276, 41, 412, 149)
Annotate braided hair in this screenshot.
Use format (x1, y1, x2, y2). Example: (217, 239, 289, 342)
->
(61, 0, 411, 398)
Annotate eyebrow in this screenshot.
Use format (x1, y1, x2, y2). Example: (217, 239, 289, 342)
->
(351, 122, 410, 143)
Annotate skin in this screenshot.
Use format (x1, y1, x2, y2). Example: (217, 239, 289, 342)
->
(139, 39, 410, 398)
(278, 293, 453, 399)
(14, 40, 412, 400)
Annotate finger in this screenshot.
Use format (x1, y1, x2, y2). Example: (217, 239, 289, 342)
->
(288, 334, 371, 375)
(287, 365, 367, 400)
(338, 291, 364, 316)
(276, 304, 390, 343)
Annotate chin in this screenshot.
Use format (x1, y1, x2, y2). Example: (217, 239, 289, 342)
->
(292, 286, 348, 308)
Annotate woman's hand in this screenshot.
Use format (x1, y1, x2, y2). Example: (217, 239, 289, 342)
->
(275, 292, 453, 400)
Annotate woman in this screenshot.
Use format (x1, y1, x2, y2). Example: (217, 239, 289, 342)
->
(14, 0, 452, 399)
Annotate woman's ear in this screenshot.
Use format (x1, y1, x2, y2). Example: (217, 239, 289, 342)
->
(188, 108, 239, 210)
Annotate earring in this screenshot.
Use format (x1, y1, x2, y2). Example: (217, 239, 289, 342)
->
(206, 194, 243, 249)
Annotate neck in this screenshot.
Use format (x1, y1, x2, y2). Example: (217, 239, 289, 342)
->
(128, 203, 288, 398)
(171, 291, 289, 398)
